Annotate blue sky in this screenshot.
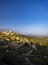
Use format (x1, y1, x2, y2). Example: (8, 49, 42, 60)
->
(0, 0, 48, 35)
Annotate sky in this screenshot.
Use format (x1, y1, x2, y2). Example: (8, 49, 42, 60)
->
(0, 0, 48, 35)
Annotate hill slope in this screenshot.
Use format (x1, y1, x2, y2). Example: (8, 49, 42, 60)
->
(0, 30, 48, 65)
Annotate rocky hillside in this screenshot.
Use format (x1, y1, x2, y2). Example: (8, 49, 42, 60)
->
(0, 30, 48, 46)
(0, 30, 48, 65)
(0, 30, 30, 44)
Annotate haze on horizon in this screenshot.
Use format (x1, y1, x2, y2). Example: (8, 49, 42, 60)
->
(0, 0, 48, 35)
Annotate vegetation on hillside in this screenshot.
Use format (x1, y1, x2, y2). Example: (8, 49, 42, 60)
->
(0, 30, 48, 65)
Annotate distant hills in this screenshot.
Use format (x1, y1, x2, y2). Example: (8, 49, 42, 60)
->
(0, 29, 48, 46)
